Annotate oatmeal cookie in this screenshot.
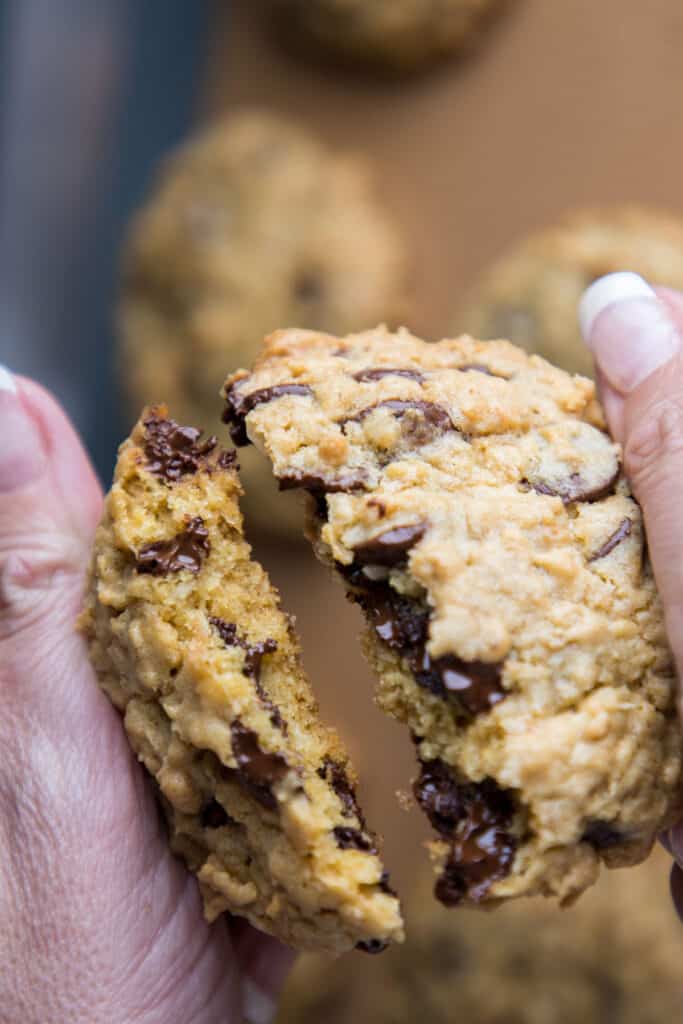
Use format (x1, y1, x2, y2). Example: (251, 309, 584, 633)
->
(80, 406, 404, 954)
(278, 849, 683, 1023)
(119, 111, 408, 537)
(271, 0, 511, 75)
(459, 206, 683, 378)
(223, 326, 681, 908)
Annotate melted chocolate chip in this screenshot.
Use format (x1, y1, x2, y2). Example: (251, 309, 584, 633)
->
(228, 722, 289, 811)
(210, 618, 283, 729)
(317, 757, 364, 824)
(277, 470, 367, 493)
(144, 415, 218, 481)
(458, 363, 508, 379)
(199, 799, 232, 829)
(529, 467, 620, 505)
(137, 517, 210, 575)
(352, 522, 427, 566)
(342, 398, 454, 435)
(223, 383, 314, 446)
(583, 820, 623, 849)
(588, 517, 632, 562)
(356, 939, 389, 954)
(353, 367, 425, 384)
(349, 580, 505, 716)
(333, 826, 377, 853)
(414, 762, 517, 905)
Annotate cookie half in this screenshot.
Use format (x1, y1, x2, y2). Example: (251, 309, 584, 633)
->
(271, 0, 512, 75)
(223, 326, 682, 908)
(458, 206, 683, 378)
(119, 111, 409, 538)
(80, 406, 403, 954)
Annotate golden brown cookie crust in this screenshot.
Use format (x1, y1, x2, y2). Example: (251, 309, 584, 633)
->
(80, 406, 404, 954)
(222, 326, 681, 909)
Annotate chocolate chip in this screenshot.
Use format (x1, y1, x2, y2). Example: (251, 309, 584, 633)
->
(210, 618, 283, 728)
(317, 757, 364, 824)
(223, 383, 314, 447)
(583, 820, 623, 849)
(227, 722, 289, 811)
(347, 578, 505, 716)
(333, 826, 377, 853)
(588, 517, 632, 562)
(356, 939, 389, 954)
(277, 470, 367, 493)
(199, 799, 232, 829)
(352, 522, 427, 566)
(342, 398, 454, 435)
(218, 449, 239, 471)
(137, 517, 210, 575)
(353, 368, 425, 384)
(414, 762, 517, 905)
(378, 870, 397, 896)
(144, 415, 218, 481)
(529, 468, 620, 504)
(458, 363, 508, 379)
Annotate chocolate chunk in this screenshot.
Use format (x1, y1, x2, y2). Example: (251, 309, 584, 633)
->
(218, 449, 238, 471)
(223, 383, 314, 446)
(348, 578, 505, 716)
(210, 618, 283, 728)
(137, 517, 210, 575)
(342, 398, 454, 435)
(530, 468, 620, 504)
(228, 722, 289, 811)
(352, 522, 427, 566)
(583, 820, 623, 849)
(317, 757, 364, 823)
(353, 367, 425, 384)
(356, 939, 389, 954)
(333, 826, 377, 853)
(200, 799, 232, 829)
(144, 415, 218, 481)
(277, 470, 367, 493)
(589, 517, 632, 562)
(414, 762, 517, 905)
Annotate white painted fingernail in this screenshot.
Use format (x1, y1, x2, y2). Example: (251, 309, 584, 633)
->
(0, 366, 17, 393)
(578, 272, 681, 394)
(242, 979, 277, 1024)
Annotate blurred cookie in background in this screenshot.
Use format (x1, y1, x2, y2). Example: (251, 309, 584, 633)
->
(270, 0, 513, 76)
(458, 207, 683, 379)
(119, 110, 409, 537)
(278, 848, 682, 1023)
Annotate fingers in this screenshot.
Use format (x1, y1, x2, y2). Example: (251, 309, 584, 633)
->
(232, 921, 297, 1023)
(578, 274, 683, 687)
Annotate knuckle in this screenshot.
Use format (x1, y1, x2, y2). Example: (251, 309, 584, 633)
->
(623, 397, 683, 493)
(0, 539, 84, 641)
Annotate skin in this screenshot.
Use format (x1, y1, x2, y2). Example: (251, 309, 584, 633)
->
(0, 377, 293, 1023)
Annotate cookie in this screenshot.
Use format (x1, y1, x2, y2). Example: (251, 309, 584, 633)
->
(459, 206, 683, 378)
(271, 0, 511, 75)
(222, 326, 681, 909)
(119, 111, 409, 537)
(278, 849, 683, 1023)
(80, 406, 404, 954)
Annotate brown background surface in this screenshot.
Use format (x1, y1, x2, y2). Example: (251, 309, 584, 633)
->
(198, 0, 683, 1005)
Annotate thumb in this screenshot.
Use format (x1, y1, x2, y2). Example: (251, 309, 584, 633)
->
(0, 367, 102, 647)
(578, 273, 683, 685)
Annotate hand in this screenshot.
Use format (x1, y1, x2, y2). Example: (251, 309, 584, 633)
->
(579, 272, 683, 918)
(0, 369, 294, 1023)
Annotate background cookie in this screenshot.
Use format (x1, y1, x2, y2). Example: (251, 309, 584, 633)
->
(119, 111, 409, 538)
(277, 849, 683, 1023)
(224, 326, 681, 909)
(458, 206, 683, 378)
(80, 406, 404, 954)
(270, 0, 512, 75)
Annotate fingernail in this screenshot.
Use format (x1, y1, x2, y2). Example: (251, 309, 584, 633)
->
(242, 979, 277, 1024)
(0, 371, 47, 492)
(578, 272, 681, 394)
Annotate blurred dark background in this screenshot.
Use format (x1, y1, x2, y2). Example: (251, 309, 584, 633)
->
(0, 0, 210, 481)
